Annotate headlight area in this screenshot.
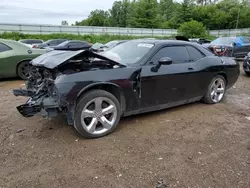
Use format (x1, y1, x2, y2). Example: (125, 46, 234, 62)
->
(14, 70, 76, 119)
(15, 76, 62, 118)
(16, 85, 61, 118)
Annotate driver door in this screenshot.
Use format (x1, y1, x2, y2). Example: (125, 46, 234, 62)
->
(139, 45, 201, 109)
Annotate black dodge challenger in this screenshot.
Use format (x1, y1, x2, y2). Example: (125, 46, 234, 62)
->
(13, 39, 240, 138)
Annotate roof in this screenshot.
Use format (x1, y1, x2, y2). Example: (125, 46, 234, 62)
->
(131, 39, 192, 45)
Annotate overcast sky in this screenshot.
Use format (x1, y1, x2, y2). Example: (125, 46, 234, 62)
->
(0, 0, 117, 25)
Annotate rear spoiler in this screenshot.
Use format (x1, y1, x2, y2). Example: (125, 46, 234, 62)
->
(175, 36, 190, 42)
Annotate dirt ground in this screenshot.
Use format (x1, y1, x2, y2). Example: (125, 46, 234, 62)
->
(0, 63, 250, 188)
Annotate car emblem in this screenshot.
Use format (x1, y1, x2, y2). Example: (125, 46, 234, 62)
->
(27, 50, 32, 54)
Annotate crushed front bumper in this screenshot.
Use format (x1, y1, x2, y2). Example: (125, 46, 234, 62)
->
(17, 102, 41, 117)
(14, 90, 60, 118)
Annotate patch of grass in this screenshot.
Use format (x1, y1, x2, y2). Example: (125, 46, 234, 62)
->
(0, 32, 217, 43)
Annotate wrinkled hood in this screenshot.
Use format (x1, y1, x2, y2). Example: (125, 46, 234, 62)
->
(31, 50, 125, 69)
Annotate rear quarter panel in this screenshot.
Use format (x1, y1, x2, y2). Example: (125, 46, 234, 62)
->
(193, 56, 239, 95)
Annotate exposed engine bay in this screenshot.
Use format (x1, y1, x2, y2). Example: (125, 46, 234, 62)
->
(13, 49, 124, 119)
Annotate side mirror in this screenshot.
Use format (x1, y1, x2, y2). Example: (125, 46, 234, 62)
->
(159, 57, 173, 65)
(151, 57, 172, 72)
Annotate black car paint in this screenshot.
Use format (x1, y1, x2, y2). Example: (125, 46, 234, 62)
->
(14, 40, 239, 125)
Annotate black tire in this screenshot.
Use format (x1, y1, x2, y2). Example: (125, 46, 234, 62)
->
(17, 61, 31, 80)
(74, 89, 121, 138)
(244, 71, 250, 76)
(202, 75, 226, 104)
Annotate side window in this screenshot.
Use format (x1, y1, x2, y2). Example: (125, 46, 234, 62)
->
(186, 46, 205, 61)
(0, 43, 11, 52)
(151, 46, 191, 64)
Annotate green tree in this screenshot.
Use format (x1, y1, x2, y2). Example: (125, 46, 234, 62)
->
(128, 0, 160, 28)
(159, 0, 175, 20)
(167, 0, 193, 28)
(73, 0, 250, 30)
(87, 10, 110, 26)
(75, 10, 110, 26)
(178, 20, 208, 38)
(110, 0, 130, 27)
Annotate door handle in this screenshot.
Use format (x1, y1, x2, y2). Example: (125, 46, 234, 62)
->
(188, 67, 194, 70)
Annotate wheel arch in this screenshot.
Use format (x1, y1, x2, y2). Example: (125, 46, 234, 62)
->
(76, 82, 126, 114)
(217, 72, 227, 84)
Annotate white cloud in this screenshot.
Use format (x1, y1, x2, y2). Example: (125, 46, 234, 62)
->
(0, 0, 116, 25)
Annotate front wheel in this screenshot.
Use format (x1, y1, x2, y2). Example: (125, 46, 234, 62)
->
(74, 90, 121, 138)
(202, 75, 226, 104)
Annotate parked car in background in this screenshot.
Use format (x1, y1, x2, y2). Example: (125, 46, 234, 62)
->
(98, 40, 128, 52)
(13, 39, 239, 138)
(34, 39, 68, 49)
(0, 39, 46, 79)
(51, 40, 91, 51)
(189, 38, 211, 45)
(243, 52, 250, 76)
(206, 36, 250, 58)
(18, 39, 44, 48)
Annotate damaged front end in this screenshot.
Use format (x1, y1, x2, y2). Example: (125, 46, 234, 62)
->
(13, 66, 60, 118)
(13, 49, 126, 121)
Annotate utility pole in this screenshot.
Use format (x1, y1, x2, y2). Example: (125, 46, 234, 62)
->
(235, 8, 240, 36)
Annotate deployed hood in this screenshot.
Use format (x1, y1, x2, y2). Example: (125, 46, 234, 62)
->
(30, 50, 125, 69)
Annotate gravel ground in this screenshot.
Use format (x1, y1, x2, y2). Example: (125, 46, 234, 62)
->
(0, 64, 250, 188)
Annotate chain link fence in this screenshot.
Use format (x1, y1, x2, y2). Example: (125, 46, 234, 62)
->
(0, 23, 249, 37)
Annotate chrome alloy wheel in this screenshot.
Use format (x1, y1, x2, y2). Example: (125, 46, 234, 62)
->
(210, 77, 225, 103)
(80, 97, 118, 135)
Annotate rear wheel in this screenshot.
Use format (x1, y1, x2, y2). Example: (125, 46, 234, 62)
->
(74, 90, 121, 138)
(202, 75, 226, 104)
(17, 61, 31, 80)
(244, 71, 250, 76)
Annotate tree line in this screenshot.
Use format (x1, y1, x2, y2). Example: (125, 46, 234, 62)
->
(73, 0, 250, 30)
